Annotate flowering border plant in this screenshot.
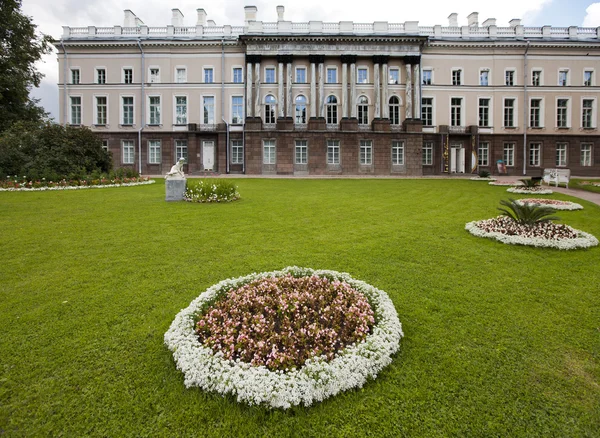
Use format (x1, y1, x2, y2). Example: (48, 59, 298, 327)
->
(489, 180, 523, 186)
(470, 176, 497, 181)
(507, 187, 553, 194)
(0, 177, 155, 191)
(515, 198, 583, 211)
(164, 267, 403, 409)
(184, 179, 240, 203)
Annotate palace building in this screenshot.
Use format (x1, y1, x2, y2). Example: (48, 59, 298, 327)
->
(55, 7, 600, 176)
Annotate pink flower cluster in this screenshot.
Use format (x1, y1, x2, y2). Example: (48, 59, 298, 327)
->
(474, 216, 578, 240)
(195, 274, 375, 371)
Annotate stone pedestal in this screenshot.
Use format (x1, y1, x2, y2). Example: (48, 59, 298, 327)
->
(165, 178, 186, 201)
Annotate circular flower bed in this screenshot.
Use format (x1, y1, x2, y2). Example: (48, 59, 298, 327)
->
(465, 216, 598, 249)
(515, 198, 583, 211)
(0, 178, 155, 192)
(164, 267, 403, 409)
(507, 187, 553, 194)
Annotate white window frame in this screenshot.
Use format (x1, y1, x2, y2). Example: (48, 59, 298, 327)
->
(327, 140, 340, 165)
(581, 97, 596, 129)
(388, 67, 400, 85)
(95, 67, 106, 85)
(391, 140, 404, 165)
(122, 67, 134, 84)
(581, 143, 593, 166)
(357, 95, 369, 125)
(175, 140, 188, 162)
(295, 66, 307, 84)
(203, 66, 214, 84)
(529, 97, 544, 128)
(148, 66, 160, 84)
(101, 139, 109, 152)
(174, 95, 188, 125)
(528, 143, 541, 167)
(422, 141, 433, 165)
(120, 95, 135, 126)
(148, 140, 161, 164)
(122, 140, 135, 164)
(231, 95, 244, 124)
(70, 67, 81, 85)
(147, 95, 162, 125)
(503, 143, 515, 167)
(175, 67, 187, 84)
(326, 95, 338, 125)
(583, 69, 594, 87)
(503, 97, 517, 128)
(263, 139, 276, 165)
(69, 95, 82, 125)
(264, 94, 277, 124)
(504, 69, 516, 86)
(231, 140, 244, 164)
(558, 68, 569, 87)
(479, 69, 490, 86)
(357, 66, 368, 84)
(556, 143, 568, 167)
(556, 97, 570, 129)
(295, 140, 308, 165)
(295, 94, 308, 125)
(93, 94, 108, 126)
(478, 97, 491, 128)
(264, 66, 276, 84)
(478, 142, 489, 166)
(389, 95, 401, 125)
(450, 96, 464, 127)
(422, 68, 433, 85)
(421, 96, 434, 127)
(202, 95, 215, 125)
(359, 139, 373, 165)
(232, 66, 243, 83)
(326, 66, 338, 84)
(451, 68, 462, 86)
(531, 69, 542, 87)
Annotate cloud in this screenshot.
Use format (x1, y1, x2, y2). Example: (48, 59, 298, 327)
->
(583, 3, 600, 26)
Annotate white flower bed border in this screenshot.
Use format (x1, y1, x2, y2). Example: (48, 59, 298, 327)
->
(0, 180, 155, 192)
(489, 181, 523, 186)
(515, 198, 583, 211)
(465, 220, 598, 250)
(164, 266, 403, 409)
(470, 177, 497, 181)
(507, 187, 553, 194)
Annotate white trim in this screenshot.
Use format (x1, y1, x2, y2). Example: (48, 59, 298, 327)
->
(122, 66, 134, 84)
(68, 94, 83, 125)
(174, 66, 187, 83)
(119, 94, 135, 126)
(477, 95, 492, 128)
(230, 95, 244, 124)
(92, 93, 109, 126)
(421, 95, 435, 127)
(148, 139, 162, 164)
(263, 65, 277, 84)
(203, 66, 215, 83)
(388, 66, 401, 85)
(580, 96, 596, 129)
(558, 67, 570, 86)
(70, 67, 81, 84)
(148, 65, 161, 83)
(504, 68, 517, 86)
(201, 94, 216, 125)
(531, 68, 543, 86)
(94, 66, 107, 84)
(449, 95, 465, 126)
(295, 66, 307, 83)
(451, 67, 463, 86)
(356, 66, 369, 84)
(421, 67, 433, 85)
(479, 67, 490, 86)
(529, 96, 545, 129)
(121, 139, 135, 164)
(147, 94, 162, 125)
(326, 65, 338, 84)
(555, 96, 571, 128)
(502, 96, 518, 129)
(173, 94, 189, 126)
(583, 68, 595, 86)
(231, 65, 244, 83)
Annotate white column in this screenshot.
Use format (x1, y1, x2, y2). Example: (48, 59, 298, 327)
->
(350, 63, 357, 118)
(342, 62, 348, 118)
(405, 63, 413, 119)
(278, 62, 284, 118)
(318, 62, 325, 118)
(254, 63, 261, 119)
(246, 62, 253, 117)
(310, 62, 317, 118)
(382, 63, 389, 119)
(413, 64, 421, 119)
(286, 62, 293, 117)
(374, 62, 381, 118)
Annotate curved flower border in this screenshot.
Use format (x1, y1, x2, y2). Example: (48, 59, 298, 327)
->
(470, 177, 497, 181)
(0, 180, 155, 192)
(507, 187, 553, 194)
(465, 220, 598, 250)
(489, 181, 522, 186)
(515, 198, 583, 211)
(164, 266, 403, 409)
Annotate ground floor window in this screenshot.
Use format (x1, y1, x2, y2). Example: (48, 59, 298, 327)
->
(503, 143, 515, 167)
(231, 140, 244, 164)
(360, 140, 372, 165)
(422, 142, 433, 165)
(263, 139, 276, 164)
(175, 140, 188, 162)
(581, 144, 592, 166)
(528, 143, 541, 167)
(122, 140, 134, 164)
(101, 139, 109, 153)
(391, 141, 404, 165)
(556, 143, 568, 167)
(148, 140, 161, 164)
(478, 142, 489, 166)
(295, 140, 308, 164)
(327, 140, 340, 165)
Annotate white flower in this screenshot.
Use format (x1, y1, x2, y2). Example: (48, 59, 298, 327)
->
(0, 180, 156, 192)
(507, 187, 553, 194)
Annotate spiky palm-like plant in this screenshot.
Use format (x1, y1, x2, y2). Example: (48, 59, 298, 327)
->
(519, 178, 541, 188)
(498, 198, 560, 226)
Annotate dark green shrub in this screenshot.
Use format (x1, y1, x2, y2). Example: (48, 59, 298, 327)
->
(498, 198, 560, 226)
(478, 170, 491, 178)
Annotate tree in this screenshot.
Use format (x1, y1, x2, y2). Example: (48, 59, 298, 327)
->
(0, 0, 52, 132)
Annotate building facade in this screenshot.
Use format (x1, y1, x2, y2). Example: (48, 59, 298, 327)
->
(55, 7, 600, 176)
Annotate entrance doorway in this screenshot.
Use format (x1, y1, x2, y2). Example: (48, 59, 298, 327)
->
(450, 143, 465, 173)
(202, 141, 215, 171)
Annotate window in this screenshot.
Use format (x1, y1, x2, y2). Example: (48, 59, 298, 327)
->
(478, 98, 490, 127)
(421, 97, 433, 126)
(122, 140, 134, 164)
(581, 144, 592, 166)
(422, 69, 432, 85)
(530, 99, 541, 128)
(295, 95, 307, 124)
(176, 68, 186, 83)
(101, 139, 109, 152)
(263, 139, 276, 164)
(123, 68, 133, 84)
(148, 140, 161, 164)
(175, 96, 187, 125)
(452, 69, 462, 86)
(584, 70, 593, 87)
(503, 143, 515, 167)
(149, 68, 160, 83)
(389, 96, 400, 125)
(71, 69, 80, 84)
(122, 97, 134, 125)
(175, 140, 188, 162)
(95, 96, 107, 125)
(478, 142, 489, 166)
(504, 99, 515, 128)
(451, 98, 462, 126)
(233, 67, 243, 83)
(557, 99, 568, 128)
(391, 141, 404, 165)
(360, 140, 372, 165)
(479, 70, 489, 86)
(265, 67, 275, 84)
(296, 67, 306, 83)
(389, 68, 399, 84)
(70, 96, 81, 125)
(532, 70, 541, 86)
(582, 99, 594, 128)
(558, 70, 568, 86)
(422, 142, 433, 165)
(231, 140, 244, 164)
(529, 143, 541, 167)
(358, 96, 369, 125)
(202, 96, 214, 124)
(232, 96, 243, 123)
(326, 95, 338, 125)
(326, 67, 337, 84)
(265, 95, 276, 124)
(327, 140, 340, 165)
(505, 70, 515, 86)
(295, 140, 308, 164)
(556, 143, 568, 166)
(357, 68, 368, 84)
(149, 96, 161, 125)
(96, 68, 106, 84)
(204, 68, 213, 83)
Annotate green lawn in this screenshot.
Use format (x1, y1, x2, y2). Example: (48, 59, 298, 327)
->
(572, 178, 600, 194)
(1, 179, 599, 437)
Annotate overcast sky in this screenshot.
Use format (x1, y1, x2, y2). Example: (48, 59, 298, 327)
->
(21, 0, 600, 121)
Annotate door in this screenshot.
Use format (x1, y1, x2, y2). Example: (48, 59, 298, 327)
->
(450, 143, 465, 173)
(202, 141, 215, 171)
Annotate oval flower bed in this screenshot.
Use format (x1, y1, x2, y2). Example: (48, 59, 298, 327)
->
(164, 267, 403, 409)
(465, 216, 598, 249)
(515, 198, 583, 211)
(0, 177, 155, 191)
(489, 180, 522, 186)
(470, 176, 497, 181)
(507, 186, 553, 194)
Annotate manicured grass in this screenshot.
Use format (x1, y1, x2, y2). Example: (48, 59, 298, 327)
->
(1, 179, 599, 437)
(572, 178, 600, 194)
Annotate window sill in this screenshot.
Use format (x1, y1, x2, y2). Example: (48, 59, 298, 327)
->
(503, 126, 518, 130)
(148, 162, 161, 165)
(528, 126, 544, 130)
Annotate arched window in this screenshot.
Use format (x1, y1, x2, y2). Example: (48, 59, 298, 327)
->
(357, 96, 369, 125)
(326, 95, 338, 125)
(265, 95, 276, 124)
(389, 96, 400, 125)
(295, 95, 307, 124)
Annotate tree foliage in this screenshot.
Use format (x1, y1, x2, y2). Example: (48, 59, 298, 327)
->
(0, 0, 53, 132)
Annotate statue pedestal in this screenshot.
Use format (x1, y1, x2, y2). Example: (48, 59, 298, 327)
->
(165, 178, 186, 201)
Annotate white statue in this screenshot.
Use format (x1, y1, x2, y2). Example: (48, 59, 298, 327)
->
(165, 158, 186, 179)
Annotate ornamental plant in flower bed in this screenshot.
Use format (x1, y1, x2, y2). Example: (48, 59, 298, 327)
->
(515, 198, 583, 211)
(0, 175, 154, 191)
(164, 267, 402, 409)
(184, 179, 240, 203)
(507, 186, 553, 194)
(465, 199, 598, 249)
